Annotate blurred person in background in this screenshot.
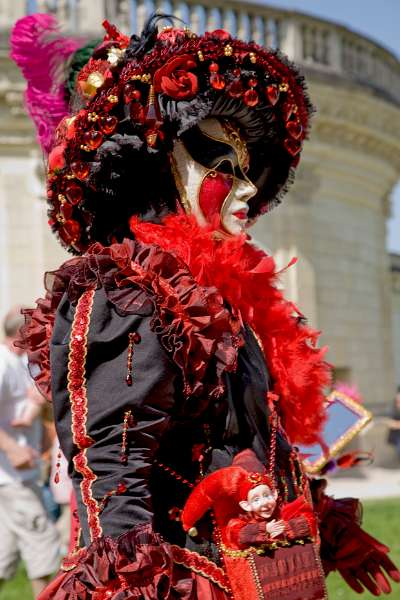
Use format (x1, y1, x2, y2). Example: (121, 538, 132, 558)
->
(387, 386, 400, 459)
(0, 307, 60, 598)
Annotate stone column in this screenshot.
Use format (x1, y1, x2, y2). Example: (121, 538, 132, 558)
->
(327, 28, 342, 72)
(279, 17, 303, 60)
(79, 0, 105, 33)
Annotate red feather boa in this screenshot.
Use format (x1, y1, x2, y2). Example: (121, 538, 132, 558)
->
(130, 214, 331, 445)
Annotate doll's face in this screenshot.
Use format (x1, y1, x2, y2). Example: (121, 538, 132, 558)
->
(239, 484, 278, 519)
(171, 118, 257, 236)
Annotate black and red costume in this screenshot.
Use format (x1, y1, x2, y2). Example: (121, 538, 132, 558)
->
(11, 12, 400, 600)
(20, 217, 327, 598)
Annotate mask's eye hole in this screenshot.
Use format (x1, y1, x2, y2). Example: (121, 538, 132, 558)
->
(215, 159, 235, 176)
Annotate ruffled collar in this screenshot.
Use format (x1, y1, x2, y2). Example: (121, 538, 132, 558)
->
(130, 214, 331, 445)
(17, 236, 241, 404)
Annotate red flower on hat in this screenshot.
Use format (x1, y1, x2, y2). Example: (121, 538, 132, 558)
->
(48, 144, 66, 172)
(157, 28, 186, 44)
(77, 59, 113, 99)
(153, 54, 198, 100)
(205, 29, 231, 41)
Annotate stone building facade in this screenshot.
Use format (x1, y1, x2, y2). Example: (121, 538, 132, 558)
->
(1, 0, 400, 414)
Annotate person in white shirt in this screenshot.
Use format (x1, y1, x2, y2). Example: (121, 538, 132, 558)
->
(0, 307, 60, 599)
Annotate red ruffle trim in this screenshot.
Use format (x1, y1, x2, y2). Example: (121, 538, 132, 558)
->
(171, 546, 230, 592)
(17, 295, 57, 401)
(38, 523, 187, 600)
(17, 237, 241, 402)
(130, 215, 331, 444)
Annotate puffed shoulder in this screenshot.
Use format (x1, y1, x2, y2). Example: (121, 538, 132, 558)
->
(17, 238, 242, 402)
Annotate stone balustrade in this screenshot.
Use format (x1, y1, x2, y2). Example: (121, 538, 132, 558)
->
(0, 0, 393, 105)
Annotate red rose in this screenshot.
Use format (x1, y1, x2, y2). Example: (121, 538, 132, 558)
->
(205, 29, 231, 41)
(153, 54, 198, 100)
(48, 144, 66, 172)
(157, 28, 186, 45)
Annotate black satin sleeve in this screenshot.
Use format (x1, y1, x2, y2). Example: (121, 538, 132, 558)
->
(50, 287, 179, 544)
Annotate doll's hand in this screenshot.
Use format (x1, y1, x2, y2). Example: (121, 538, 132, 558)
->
(266, 519, 286, 539)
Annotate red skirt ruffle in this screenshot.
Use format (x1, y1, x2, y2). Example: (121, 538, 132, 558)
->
(38, 523, 230, 600)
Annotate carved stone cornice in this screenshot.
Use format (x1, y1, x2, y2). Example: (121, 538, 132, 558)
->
(309, 82, 400, 172)
(312, 121, 400, 170)
(313, 85, 400, 139)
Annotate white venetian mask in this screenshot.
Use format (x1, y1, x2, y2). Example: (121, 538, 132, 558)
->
(171, 118, 257, 236)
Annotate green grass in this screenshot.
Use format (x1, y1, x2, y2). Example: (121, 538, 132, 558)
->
(1, 498, 399, 599)
(0, 563, 34, 600)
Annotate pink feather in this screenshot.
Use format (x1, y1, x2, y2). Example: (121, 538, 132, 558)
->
(335, 381, 364, 403)
(10, 14, 81, 154)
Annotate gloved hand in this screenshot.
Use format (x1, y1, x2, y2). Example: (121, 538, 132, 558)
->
(338, 539, 400, 595)
(310, 478, 400, 595)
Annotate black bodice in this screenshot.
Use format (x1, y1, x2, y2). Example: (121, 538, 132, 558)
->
(51, 286, 292, 547)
